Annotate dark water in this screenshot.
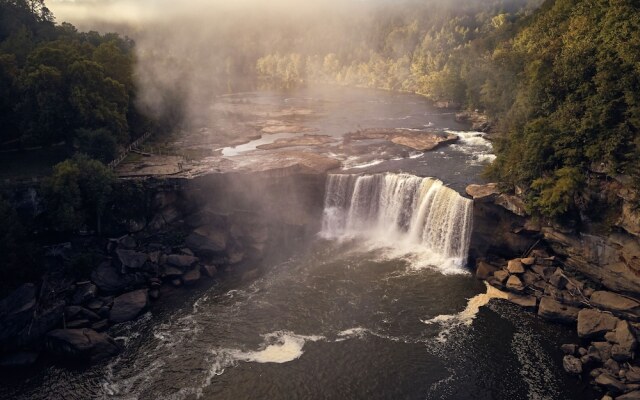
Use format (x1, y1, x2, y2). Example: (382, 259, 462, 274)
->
(0, 88, 598, 399)
(0, 241, 595, 399)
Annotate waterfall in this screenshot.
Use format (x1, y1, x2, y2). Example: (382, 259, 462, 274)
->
(321, 173, 473, 268)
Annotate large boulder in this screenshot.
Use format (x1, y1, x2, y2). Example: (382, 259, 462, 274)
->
(116, 249, 148, 269)
(610, 320, 637, 362)
(166, 254, 199, 269)
(91, 263, 145, 293)
(577, 309, 619, 339)
(465, 183, 499, 203)
(45, 328, 119, 363)
(538, 296, 580, 323)
(109, 290, 148, 323)
(475, 261, 498, 280)
(186, 227, 228, 256)
(590, 291, 640, 321)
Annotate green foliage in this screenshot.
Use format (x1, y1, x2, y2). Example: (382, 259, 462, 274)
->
(530, 167, 584, 217)
(74, 128, 119, 163)
(42, 155, 115, 234)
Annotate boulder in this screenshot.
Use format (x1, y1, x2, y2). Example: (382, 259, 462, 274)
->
(506, 275, 524, 292)
(186, 227, 228, 256)
(465, 183, 499, 203)
(71, 282, 97, 305)
(604, 358, 621, 375)
(590, 291, 640, 321)
(476, 261, 498, 280)
(109, 290, 148, 323)
(538, 296, 580, 323)
(182, 267, 201, 286)
(91, 319, 109, 332)
(562, 355, 582, 375)
(507, 293, 537, 309)
(589, 342, 613, 362)
(507, 259, 525, 274)
(495, 194, 527, 216)
(0, 351, 39, 368)
(91, 263, 145, 293)
(521, 257, 536, 266)
(627, 367, 640, 383)
(494, 270, 510, 284)
(116, 249, 148, 269)
(610, 320, 637, 362)
(201, 265, 217, 278)
(117, 235, 137, 250)
(162, 265, 183, 278)
(549, 268, 568, 290)
(166, 254, 199, 269)
(0, 283, 37, 346)
(619, 392, 640, 400)
(45, 328, 119, 363)
(595, 372, 627, 394)
(561, 344, 577, 355)
(577, 309, 619, 338)
(531, 265, 555, 280)
(65, 306, 100, 322)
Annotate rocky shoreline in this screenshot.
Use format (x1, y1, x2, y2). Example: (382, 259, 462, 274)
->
(468, 182, 640, 400)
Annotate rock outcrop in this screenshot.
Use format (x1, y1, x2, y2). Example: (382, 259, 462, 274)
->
(45, 329, 119, 362)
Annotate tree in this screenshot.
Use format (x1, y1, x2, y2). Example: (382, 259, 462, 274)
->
(74, 128, 119, 163)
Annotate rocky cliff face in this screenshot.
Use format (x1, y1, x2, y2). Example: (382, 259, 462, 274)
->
(467, 183, 640, 298)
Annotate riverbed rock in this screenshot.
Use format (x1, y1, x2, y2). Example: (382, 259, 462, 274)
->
(182, 267, 201, 286)
(577, 309, 619, 339)
(91, 263, 144, 293)
(507, 259, 525, 274)
(595, 372, 627, 393)
(561, 344, 578, 355)
(494, 270, 510, 284)
(563, 355, 583, 375)
(45, 328, 119, 363)
(116, 249, 148, 269)
(590, 291, 640, 321)
(71, 282, 97, 305)
(166, 254, 199, 269)
(538, 296, 580, 323)
(109, 290, 148, 323)
(186, 227, 228, 256)
(506, 275, 524, 292)
(476, 261, 498, 280)
(201, 265, 217, 278)
(610, 320, 637, 362)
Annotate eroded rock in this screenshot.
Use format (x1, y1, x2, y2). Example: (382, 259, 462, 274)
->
(577, 309, 619, 339)
(538, 296, 580, 323)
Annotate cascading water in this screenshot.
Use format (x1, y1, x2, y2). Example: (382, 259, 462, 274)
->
(321, 173, 473, 270)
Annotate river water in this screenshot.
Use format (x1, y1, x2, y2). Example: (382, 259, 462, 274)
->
(0, 88, 597, 399)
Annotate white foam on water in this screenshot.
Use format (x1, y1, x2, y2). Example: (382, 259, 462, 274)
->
(446, 130, 496, 165)
(231, 331, 324, 363)
(422, 282, 508, 342)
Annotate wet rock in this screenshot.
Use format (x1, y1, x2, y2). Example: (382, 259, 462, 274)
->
(590, 291, 640, 321)
(116, 249, 148, 269)
(71, 282, 97, 305)
(65, 306, 100, 322)
(561, 344, 577, 355)
(46, 328, 119, 363)
(590, 342, 613, 362)
(611, 320, 637, 362)
(476, 261, 498, 280)
(595, 372, 627, 394)
(577, 309, 619, 338)
(166, 254, 199, 269)
(507, 293, 537, 309)
(186, 227, 228, 256)
(117, 235, 137, 250)
(494, 270, 510, 284)
(507, 259, 525, 274)
(91, 263, 144, 293)
(162, 265, 183, 278)
(182, 267, 201, 286)
(506, 275, 524, 292)
(201, 265, 217, 278)
(618, 392, 640, 400)
(538, 296, 580, 323)
(549, 268, 568, 290)
(563, 355, 583, 375)
(109, 290, 148, 323)
(0, 351, 39, 368)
